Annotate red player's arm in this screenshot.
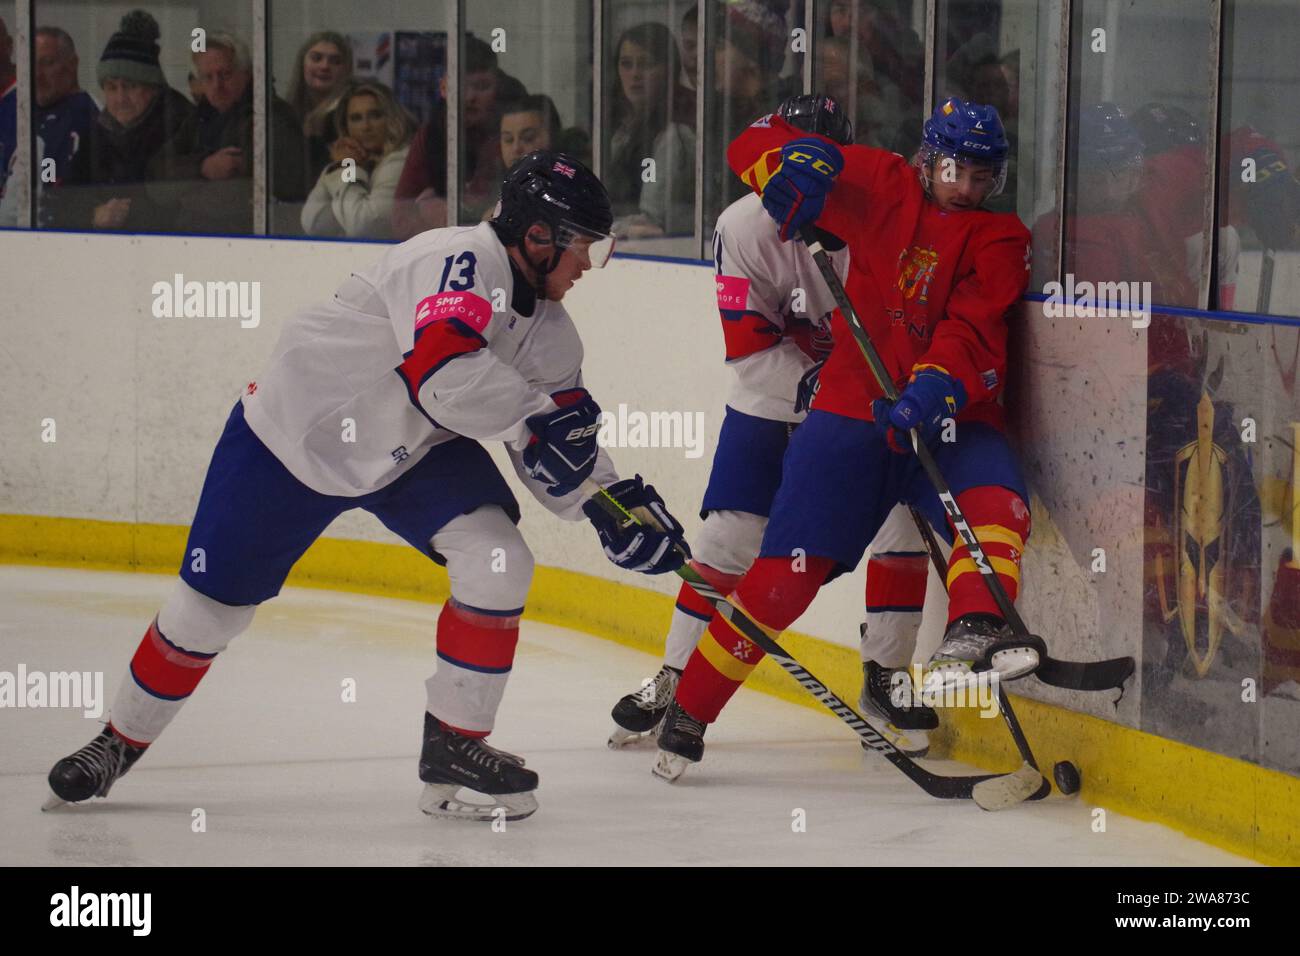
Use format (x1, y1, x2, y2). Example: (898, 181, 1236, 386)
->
(920, 219, 1031, 404)
(726, 114, 885, 245)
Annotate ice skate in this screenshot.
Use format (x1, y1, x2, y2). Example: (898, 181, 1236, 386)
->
(608, 665, 680, 748)
(925, 613, 1046, 690)
(45, 726, 146, 810)
(652, 700, 707, 782)
(418, 713, 538, 822)
(858, 660, 937, 758)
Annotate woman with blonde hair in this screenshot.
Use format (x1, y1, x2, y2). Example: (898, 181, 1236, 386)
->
(286, 30, 353, 180)
(301, 78, 415, 239)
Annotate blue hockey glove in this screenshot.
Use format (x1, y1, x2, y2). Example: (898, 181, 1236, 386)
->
(871, 366, 967, 454)
(761, 138, 844, 242)
(582, 476, 690, 575)
(795, 360, 824, 414)
(522, 388, 602, 497)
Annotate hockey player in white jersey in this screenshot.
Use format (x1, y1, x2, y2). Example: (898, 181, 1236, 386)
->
(45, 151, 691, 822)
(606, 96, 939, 756)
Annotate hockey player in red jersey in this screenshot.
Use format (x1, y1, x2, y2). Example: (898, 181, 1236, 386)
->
(606, 95, 939, 757)
(44, 151, 691, 821)
(654, 97, 1040, 780)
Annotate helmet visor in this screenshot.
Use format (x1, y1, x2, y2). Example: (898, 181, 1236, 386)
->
(557, 220, 616, 269)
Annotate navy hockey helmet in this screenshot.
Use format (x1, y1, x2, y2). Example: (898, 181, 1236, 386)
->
(777, 93, 854, 146)
(491, 150, 616, 276)
(1077, 102, 1144, 174)
(1128, 102, 1203, 155)
(920, 96, 1010, 197)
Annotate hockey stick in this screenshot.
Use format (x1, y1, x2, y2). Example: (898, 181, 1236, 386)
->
(1258, 247, 1275, 314)
(581, 479, 1042, 806)
(799, 232, 1056, 806)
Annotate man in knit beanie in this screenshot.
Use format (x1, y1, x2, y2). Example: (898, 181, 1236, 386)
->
(41, 10, 195, 230)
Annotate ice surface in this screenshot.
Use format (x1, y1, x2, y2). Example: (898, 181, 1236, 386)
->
(0, 567, 1251, 866)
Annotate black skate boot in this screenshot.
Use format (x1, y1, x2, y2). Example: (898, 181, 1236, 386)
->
(926, 613, 1047, 689)
(45, 726, 146, 809)
(418, 712, 538, 822)
(859, 660, 937, 758)
(608, 665, 681, 748)
(652, 700, 707, 782)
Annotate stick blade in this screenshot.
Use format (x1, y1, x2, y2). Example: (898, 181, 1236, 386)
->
(972, 762, 1047, 811)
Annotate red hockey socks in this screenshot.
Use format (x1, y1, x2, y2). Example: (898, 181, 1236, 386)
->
(945, 487, 1030, 622)
(427, 598, 522, 737)
(664, 564, 744, 670)
(676, 555, 834, 722)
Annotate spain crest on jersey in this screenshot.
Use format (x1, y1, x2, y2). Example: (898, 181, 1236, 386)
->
(896, 245, 940, 304)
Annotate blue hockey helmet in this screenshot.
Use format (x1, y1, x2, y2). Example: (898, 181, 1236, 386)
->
(920, 97, 1010, 197)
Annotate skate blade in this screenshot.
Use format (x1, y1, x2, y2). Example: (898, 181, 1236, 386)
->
(926, 649, 1041, 691)
(608, 725, 657, 749)
(972, 762, 1046, 811)
(859, 716, 929, 758)
(418, 784, 538, 822)
(41, 791, 68, 811)
(652, 749, 692, 782)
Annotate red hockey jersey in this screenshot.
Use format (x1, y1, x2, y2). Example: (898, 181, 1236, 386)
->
(728, 115, 1031, 428)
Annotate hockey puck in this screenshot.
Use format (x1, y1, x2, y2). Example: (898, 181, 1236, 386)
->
(1053, 760, 1081, 795)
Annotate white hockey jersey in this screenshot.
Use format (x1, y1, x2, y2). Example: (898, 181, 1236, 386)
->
(241, 221, 617, 517)
(711, 193, 850, 422)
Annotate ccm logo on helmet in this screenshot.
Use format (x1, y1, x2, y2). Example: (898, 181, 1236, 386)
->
(566, 424, 600, 441)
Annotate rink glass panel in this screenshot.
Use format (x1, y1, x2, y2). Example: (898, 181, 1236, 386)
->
(1064, 0, 1217, 312)
(700, 0, 808, 252)
(1217, 1, 1300, 317)
(600, 0, 697, 258)
(30, 1, 256, 236)
(456, 0, 593, 228)
(810, 0, 924, 156)
(269, 1, 450, 240)
(933, 0, 1064, 291)
(1138, 312, 1300, 776)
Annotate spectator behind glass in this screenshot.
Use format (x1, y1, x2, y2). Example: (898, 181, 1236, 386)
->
(499, 94, 560, 171)
(712, 2, 786, 211)
(678, 4, 698, 92)
(3, 26, 100, 227)
(286, 31, 353, 183)
(477, 94, 564, 222)
(40, 9, 194, 232)
(0, 17, 18, 207)
(150, 31, 307, 234)
(390, 33, 525, 239)
(818, 35, 905, 152)
(187, 70, 204, 106)
(826, 0, 923, 112)
(608, 22, 696, 239)
(301, 79, 414, 239)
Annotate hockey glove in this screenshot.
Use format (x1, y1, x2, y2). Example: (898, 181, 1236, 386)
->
(872, 365, 967, 454)
(522, 388, 602, 497)
(582, 476, 690, 575)
(794, 359, 824, 415)
(761, 138, 844, 242)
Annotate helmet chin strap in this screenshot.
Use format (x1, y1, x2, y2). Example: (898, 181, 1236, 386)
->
(521, 228, 566, 300)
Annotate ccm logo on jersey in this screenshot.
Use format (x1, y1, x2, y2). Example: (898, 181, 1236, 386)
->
(414, 290, 492, 334)
(566, 424, 600, 441)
